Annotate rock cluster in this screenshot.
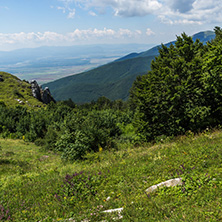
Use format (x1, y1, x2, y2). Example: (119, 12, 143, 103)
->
(30, 80, 56, 104)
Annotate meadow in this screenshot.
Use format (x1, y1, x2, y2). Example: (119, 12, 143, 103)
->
(0, 129, 222, 221)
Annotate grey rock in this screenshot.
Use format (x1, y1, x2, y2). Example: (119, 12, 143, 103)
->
(31, 80, 42, 101)
(145, 178, 182, 193)
(42, 87, 56, 104)
(30, 80, 55, 104)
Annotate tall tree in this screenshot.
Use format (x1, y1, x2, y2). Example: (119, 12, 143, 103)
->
(130, 32, 209, 141)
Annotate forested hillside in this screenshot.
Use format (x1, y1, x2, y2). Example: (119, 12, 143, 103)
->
(44, 56, 153, 103)
(0, 28, 221, 159)
(44, 31, 215, 103)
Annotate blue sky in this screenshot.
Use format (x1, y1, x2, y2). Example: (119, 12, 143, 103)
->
(0, 0, 221, 51)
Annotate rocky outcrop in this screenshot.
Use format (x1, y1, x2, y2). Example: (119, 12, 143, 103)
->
(31, 80, 55, 104)
(42, 87, 56, 104)
(0, 75, 4, 82)
(31, 80, 41, 101)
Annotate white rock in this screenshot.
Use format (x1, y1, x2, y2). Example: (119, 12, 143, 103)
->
(106, 196, 111, 201)
(145, 178, 182, 193)
(102, 208, 123, 213)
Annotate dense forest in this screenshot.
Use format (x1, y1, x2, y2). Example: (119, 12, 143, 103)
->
(1, 27, 222, 161)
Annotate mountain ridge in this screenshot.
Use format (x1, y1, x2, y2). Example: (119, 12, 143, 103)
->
(34, 31, 217, 103)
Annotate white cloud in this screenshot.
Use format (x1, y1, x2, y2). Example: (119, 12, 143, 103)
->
(159, 0, 222, 25)
(167, 0, 195, 13)
(146, 28, 155, 36)
(0, 28, 142, 49)
(89, 11, 97, 16)
(57, 0, 162, 17)
(57, 0, 222, 25)
(67, 8, 76, 18)
(67, 27, 141, 40)
(56, 0, 76, 18)
(57, 6, 66, 13)
(82, 0, 162, 17)
(0, 32, 66, 46)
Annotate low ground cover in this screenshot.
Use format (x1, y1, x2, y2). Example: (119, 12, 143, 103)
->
(0, 129, 222, 221)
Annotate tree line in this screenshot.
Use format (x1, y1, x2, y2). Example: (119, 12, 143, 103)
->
(1, 27, 222, 160)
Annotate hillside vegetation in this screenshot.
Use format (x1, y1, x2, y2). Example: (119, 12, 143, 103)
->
(44, 31, 215, 103)
(0, 129, 222, 221)
(0, 28, 222, 221)
(0, 72, 43, 109)
(44, 56, 153, 103)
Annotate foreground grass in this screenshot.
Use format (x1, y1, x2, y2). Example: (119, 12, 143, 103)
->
(0, 130, 222, 221)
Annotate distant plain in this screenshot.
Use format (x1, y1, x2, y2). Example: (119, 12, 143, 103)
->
(0, 44, 153, 84)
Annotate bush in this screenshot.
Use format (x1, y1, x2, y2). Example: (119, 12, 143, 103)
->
(55, 131, 90, 160)
(55, 109, 124, 160)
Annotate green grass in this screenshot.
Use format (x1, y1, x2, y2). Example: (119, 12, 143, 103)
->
(0, 72, 44, 109)
(0, 129, 222, 221)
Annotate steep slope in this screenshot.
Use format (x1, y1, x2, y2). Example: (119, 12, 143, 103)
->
(43, 31, 215, 103)
(0, 72, 44, 108)
(46, 56, 153, 103)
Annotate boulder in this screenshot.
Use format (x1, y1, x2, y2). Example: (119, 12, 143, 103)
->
(145, 178, 182, 193)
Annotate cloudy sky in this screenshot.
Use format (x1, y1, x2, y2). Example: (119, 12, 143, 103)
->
(0, 0, 221, 51)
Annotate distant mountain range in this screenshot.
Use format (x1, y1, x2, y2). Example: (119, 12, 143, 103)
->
(0, 43, 154, 84)
(43, 31, 215, 104)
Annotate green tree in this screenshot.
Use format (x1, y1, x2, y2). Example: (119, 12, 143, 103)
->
(201, 27, 222, 123)
(130, 32, 209, 141)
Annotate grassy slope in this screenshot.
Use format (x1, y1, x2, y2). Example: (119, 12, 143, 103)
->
(0, 130, 222, 221)
(0, 72, 44, 109)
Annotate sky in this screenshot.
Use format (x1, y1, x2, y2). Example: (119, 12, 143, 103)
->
(0, 0, 221, 51)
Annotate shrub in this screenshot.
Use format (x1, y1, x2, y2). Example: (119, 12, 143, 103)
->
(55, 131, 90, 160)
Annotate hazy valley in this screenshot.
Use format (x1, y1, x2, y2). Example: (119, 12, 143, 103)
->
(0, 43, 154, 84)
